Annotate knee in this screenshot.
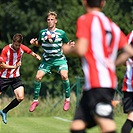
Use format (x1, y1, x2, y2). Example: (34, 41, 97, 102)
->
(70, 120, 86, 131)
(61, 74, 68, 80)
(17, 95, 24, 102)
(35, 75, 42, 82)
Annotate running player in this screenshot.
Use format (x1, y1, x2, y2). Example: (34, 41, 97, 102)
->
(63, 0, 133, 133)
(0, 33, 41, 124)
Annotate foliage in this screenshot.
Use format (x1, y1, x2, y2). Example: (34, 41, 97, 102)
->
(0, 0, 133, 97)
(103, 0, 133, 34)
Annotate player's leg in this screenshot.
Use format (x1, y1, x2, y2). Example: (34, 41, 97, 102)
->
(1, 77, 24, 124)
(60, 69, 71, 111)
(121, 117, 133, 133)
(1, 86, 24, 124)
(70, 120, 86, 133)
(121, 92, 133, 133)
(95, 116, 116, 133)
(29, 70, 45, 112)
(0, 78, 8, 124)
(3, 86, 24, 111)
(70, 94, 88, 133)
(93, 89, 116, 133)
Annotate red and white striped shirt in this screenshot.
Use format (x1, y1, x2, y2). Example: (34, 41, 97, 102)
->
(76, 11, 127, 90)
(0, 44, 32, 78)
(122, 30, 133, 92)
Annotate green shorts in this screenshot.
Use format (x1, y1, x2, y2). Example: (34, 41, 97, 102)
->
(38, 59, 68, 74)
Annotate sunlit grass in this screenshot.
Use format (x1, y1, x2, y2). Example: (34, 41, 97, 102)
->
(0, 95, 132, 133)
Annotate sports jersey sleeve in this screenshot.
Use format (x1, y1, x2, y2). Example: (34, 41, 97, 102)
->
(21, 44, 32, 54)
(62, 31, 69, 43)
(76, 15, 90, 39)
(118, 31, 128, 49)
(38, 30, 43, 43)
(127, 30, 133, 44)
(1, 46, 8, 62)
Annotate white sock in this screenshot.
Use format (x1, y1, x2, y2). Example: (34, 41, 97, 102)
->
(66, 97, 70, 101)
(33, 100, 38, 102)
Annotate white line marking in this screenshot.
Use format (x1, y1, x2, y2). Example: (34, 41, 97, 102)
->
(54, 116, 72, 122)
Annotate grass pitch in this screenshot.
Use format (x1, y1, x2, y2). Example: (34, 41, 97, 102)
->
(0, 96, 133, 133)
(0, 115, 132, 133)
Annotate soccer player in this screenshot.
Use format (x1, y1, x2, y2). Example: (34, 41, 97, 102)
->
(63, 0, 133, 133)
(29, 11, 74, 112)
(121, 30, 133, 133)
(0, 48, 21, 95)
(0, 59, 21, 95)
(0, 33, 41, 124)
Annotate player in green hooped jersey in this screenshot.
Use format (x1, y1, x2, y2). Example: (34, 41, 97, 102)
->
(29, 11, 75, 112)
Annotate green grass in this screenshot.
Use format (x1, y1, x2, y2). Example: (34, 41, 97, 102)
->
(0, 117, 70, 133)
(1, 96, 133, 133)
(1, 115, 133, 133)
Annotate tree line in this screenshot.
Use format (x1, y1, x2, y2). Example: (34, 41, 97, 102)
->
(0, 0, 133, 97)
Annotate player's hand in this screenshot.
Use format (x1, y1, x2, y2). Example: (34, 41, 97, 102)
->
(30, 38, 38, 45)
(34, 53, 41, 60)
(14, 61, 21, 69)
(16, 61, 21, 67)
(63, 41, 75, 55)
(68, 40, 75, 48)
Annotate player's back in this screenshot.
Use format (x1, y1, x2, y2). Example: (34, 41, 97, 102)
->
(76, 11, 127, 90)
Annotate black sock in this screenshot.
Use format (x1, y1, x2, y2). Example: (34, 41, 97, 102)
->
(70, 129, 86, 133)
(70, 129, 116, 133)
(3, 98, 20, 113)
(121, 119, 133, 133)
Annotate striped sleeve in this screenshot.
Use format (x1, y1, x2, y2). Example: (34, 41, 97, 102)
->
(21, 44, 32, 54)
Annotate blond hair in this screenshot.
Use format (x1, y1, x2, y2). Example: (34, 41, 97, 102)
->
(47, 11, 57, 19)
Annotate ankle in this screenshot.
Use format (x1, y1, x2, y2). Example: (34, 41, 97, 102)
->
(66, 97, 70, 101)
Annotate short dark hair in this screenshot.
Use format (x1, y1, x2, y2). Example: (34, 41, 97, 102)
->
(12, 33, 23, 43)
(86, 0, 105, 7)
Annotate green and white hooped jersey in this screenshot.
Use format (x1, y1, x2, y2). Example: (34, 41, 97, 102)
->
(38, 28, 69, 61)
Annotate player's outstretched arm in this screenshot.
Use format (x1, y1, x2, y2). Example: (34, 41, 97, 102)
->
(115, 44, 133, 66)
(30, 52, 41, 60)
(63, 38, 89, 57)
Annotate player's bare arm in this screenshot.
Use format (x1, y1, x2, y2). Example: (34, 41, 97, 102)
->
(0, 61, 21, 69)
(115, 44, 133, 66)
(62, 38, 89, 57)
(31, 52, 41, 60)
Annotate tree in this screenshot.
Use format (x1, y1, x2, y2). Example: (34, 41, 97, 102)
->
(0, 0, 132, 97)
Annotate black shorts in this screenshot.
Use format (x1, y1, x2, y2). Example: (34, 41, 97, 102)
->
(123, 92, 133, 113)
(73, 88, 115, 128)
(0, 76, 24, 92)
